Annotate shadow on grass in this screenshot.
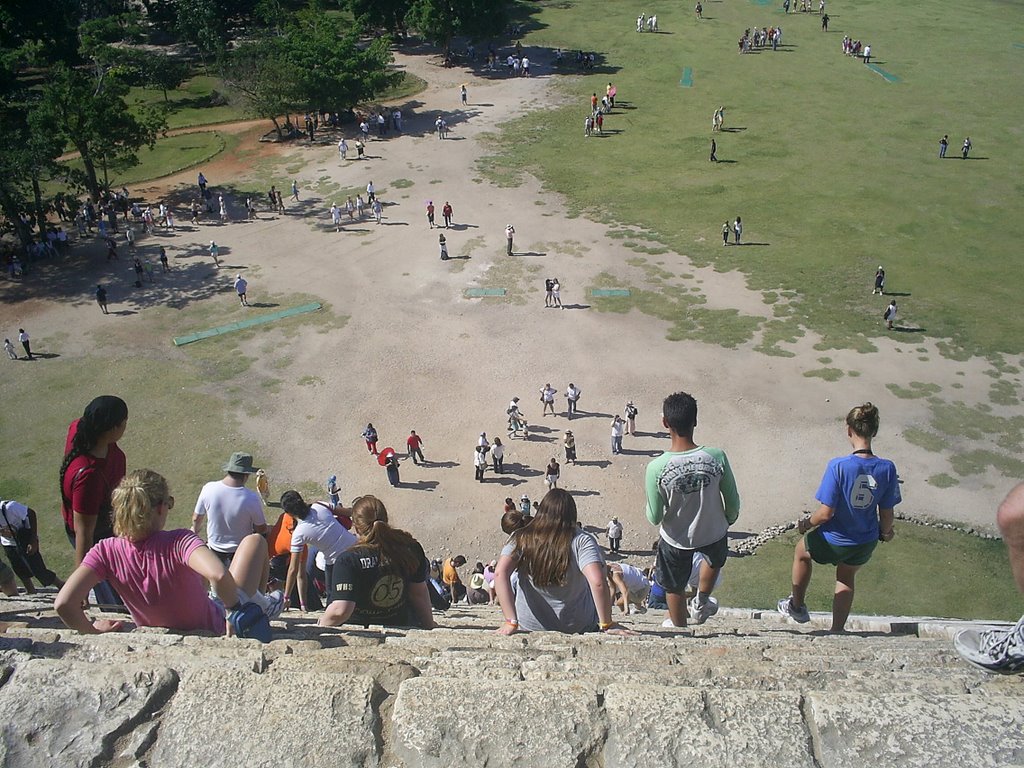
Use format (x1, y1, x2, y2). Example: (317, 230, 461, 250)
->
(894, 326, 926, 333)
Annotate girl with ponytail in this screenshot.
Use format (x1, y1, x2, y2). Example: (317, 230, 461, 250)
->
(59, 396, 128, 605)
(318, 495, 436, 629)
(56, 469, 280, 638)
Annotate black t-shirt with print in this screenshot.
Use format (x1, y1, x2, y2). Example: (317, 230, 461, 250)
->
(332, 542, 429, 627)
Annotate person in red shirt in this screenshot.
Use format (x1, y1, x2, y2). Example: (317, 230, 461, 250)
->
(59, 395, 129, 606)
(407, 430, 426, 465)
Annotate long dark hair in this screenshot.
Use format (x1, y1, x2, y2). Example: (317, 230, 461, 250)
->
(351, 495, 422, 578)
(508, 489, 578, 587)
(59, 396, 128, 502)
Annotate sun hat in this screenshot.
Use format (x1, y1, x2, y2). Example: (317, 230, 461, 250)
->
(223, 452, 259, 474)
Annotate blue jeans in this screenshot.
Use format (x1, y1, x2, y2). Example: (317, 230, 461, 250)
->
(612, 436, 623, 454)
(66, 528, 123, 606)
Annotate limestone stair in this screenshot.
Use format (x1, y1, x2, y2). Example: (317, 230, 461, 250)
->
(0, 595, 1020, 767)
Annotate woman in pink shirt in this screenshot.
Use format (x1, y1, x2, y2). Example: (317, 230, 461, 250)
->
(56, 469, 282, 639)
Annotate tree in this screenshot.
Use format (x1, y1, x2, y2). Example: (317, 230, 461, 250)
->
(346, 0, 411, 35)
(33, 65, 165, 199)
(223, 9, 401, 135)
(174, 0, 228, 70)
(405, 0, 508, 56)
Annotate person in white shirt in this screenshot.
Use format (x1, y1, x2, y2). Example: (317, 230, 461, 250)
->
(192, 452, 268, 565)
(233, 275, 248, 306)
(611, 416, 625, 454)
(540, 383, 557, 416)
(338, 138, 348, 159)
(366, 181, 375, 203)
(607, 562, 650, 613)
(565, 383, 582, 418)
(606, 517, 623, 552)
(280, 491, 356, 610)
(0, 499, 64, 592)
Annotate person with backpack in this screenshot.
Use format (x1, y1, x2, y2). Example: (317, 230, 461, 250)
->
(0, 499, 64, 593)
(625, 401, 638, 435)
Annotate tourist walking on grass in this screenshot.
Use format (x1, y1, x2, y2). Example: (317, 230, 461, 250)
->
(5, 339, 17, 360)
(362, 424, 379, 455)
(939, 134, 948, 158)
(710, 138, 717, 162)
(506, 224, 515, 255)
(722, 221, 730, 246)
(18, 329, 32, 360)
(611, 416, 625, 454)
(778, 403, 900, 633)
(426, 201, 435, 228)
(873, 266, 885, 295)
(962, 136, 972, 159)
(234, 275, 249, 306)
(372, 198, 383, 224)
(733, 216, 742, 244)
(883, 299, 898, 330)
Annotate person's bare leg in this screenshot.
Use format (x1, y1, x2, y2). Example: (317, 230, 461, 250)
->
(831, 564, 860, 632)
(18, 576, 36, 594)
(997, 483, 1024, 594)
(698, 562, 720, 596)
(790, 538, 813, 608)
(228, 534, 270, 596)
(666, 591, 689, 626)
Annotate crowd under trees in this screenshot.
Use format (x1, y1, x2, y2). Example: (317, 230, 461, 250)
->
(0, 0, 509, 248)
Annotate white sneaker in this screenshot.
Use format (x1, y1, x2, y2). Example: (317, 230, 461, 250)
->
(954, 617, 1024, 674)
(777, 596, 810, 623)
(688, 596, 719, 625)
(661, 617, 684, 628)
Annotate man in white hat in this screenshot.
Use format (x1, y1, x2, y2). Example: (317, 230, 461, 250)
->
(192, 452, 268, 566)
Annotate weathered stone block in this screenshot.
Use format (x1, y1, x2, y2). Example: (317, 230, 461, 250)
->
(810, 692, 1024, 768)
(0, 659, 177, 768)
(148, 667, 380, 767)
(391, 678, 603, 767)
(604, 685, 814, 767)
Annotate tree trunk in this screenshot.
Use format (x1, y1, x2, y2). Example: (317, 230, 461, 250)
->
(77, 147, 101, 201)
(271, 115, 283, 138)
(30, 176, 47, 236)
(0, 187, 34, 249)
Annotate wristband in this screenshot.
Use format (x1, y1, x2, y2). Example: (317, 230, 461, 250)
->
(504, 619, 519, 627)
(599, 621, 617, 631)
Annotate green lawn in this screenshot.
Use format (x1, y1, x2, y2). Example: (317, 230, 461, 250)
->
(0, 293, 346, 580)
(62, 131, 231, 188)
(491, 0, 1024, 359)
(128, 75, 248, 130)
(718, 526, 1020, 622)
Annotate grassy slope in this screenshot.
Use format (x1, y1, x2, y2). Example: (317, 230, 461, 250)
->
(718, 526, 1020, 621)
(493, 0, 1024, 358)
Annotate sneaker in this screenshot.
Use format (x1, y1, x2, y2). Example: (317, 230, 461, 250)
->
(954, 617, 1024, 674)
(777, 596, 810, 623)
(228, 603, 273, 643)
(249, 589, 285, 620)
(689, 596, 719, 625)
(661, 617, 686, 628)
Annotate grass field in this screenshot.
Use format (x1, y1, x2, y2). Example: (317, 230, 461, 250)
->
(127, 75, 249, 131)
(0, 290, 346, 579)
(489, 0, 1024, 360)
(719, 525, 1020, 622)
